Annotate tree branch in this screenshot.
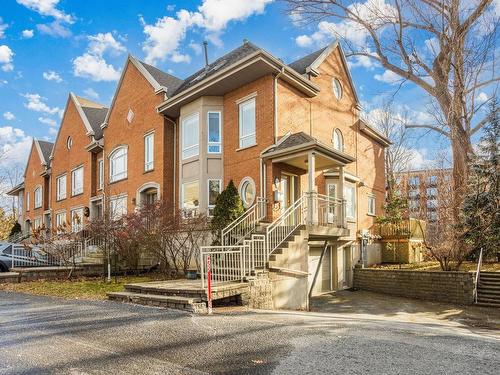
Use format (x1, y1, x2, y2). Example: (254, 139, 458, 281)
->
(405, 124, 450, 137)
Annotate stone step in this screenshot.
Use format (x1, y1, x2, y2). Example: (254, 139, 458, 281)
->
(107, 291, 207, 313)
(475, 301, 500, 308)
(477, 289, 500, 298)
(124, 284, 206, 299)
(479, 281, 500, 288)
(479, 274, 500, 281)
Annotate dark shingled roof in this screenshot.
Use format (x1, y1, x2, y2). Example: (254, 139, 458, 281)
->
(264, 132, 316, 154)
(37, 140, 54, 163)
(173, 41, 260, 95)
(81, 106, 107, 140)
(288, 47, 327, 74)
(139, 61, 184, 97)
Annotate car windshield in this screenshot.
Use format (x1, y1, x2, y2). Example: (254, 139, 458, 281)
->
(1, 245, 12, 255)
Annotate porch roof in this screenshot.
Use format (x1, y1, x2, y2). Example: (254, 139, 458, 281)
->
(261, 132, 355, 168)
(6, 182, 24, 196)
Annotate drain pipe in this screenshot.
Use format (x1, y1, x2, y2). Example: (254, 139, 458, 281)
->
(164, 116, 177, 213)
(273, 67, 285, 144)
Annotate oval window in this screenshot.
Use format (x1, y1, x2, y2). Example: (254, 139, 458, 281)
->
(332, 78, 343, 100)
(239, 177, 256, 208)
(67, 136, 73, 150)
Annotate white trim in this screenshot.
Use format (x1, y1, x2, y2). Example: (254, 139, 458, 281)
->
(136, 182, 161, 205)
(238, 176, 256, 208)
(71, 166, 84, 196)
(238, 97, 256, 149)
(56, 174, 67, 201)
(207, 178, 222, 215)
(33, 185, 43, 209)
(181, 112, 200, 160)
(367, 194, 376, 216)
(144, 131, 154, 171)
(235, 91, 257, 105)
(108, 145, 128, 182)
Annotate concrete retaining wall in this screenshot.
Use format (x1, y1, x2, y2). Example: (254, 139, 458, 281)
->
(1, 265, 103, 283)
(353, 268, 474, 305)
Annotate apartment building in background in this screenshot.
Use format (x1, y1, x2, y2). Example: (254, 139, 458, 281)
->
(8, 40, 390, 305)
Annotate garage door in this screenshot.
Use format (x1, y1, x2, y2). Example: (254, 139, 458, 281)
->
(309, 247, 332, 296)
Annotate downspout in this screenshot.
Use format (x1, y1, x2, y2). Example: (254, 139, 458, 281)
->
(273, 67, 285, 144)
(164, 116, 177, 214)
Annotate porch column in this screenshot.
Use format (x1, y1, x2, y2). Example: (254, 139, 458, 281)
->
(338, 166, 346, 228)
(307, 152, 317, 225)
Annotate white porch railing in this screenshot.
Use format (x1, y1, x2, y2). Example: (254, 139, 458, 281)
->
(84, 236, 104, 254)
(473, 247, 484, 303)
(222, 197, 266, 246)
(200, 192, 346, 287)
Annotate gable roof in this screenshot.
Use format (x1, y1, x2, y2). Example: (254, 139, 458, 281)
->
(288, 41, 360, 103)
(102, 55, 184, 127)
(37, 140, 54, 164)
(288, 47, 328, 75)
(81, 106, 107, 139)
(172, 42, 260, 96)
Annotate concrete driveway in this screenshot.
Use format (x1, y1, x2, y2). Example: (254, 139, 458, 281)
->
(0, 290, 499, 374)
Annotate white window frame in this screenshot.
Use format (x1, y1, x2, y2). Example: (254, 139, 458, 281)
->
(333, 128, 344, 151)
(34, 186, 42, 209)
(33, 217, 42, 230)
(98, 159, 104, 190)
(144, 132, 154, 172)
(367, 195, 376, 216)
(332, 78, 343, 100)
(109, 194, 127, 221)
(56, 174, 67, 201)
(344, 184, 356, 220)
(239, 177, 256, 208)
(109, 146, 128, 183)
(207, 179, 222, 216)
(71, 166, 84, 196)
(26, 192, 30, 211)
(207, 111, 222, 154)
(181, 180, 200, 216)
(70, 208, 84, 233)
(238, 98, 256, 149)
(182, 113, 199, 159)
(55, 211, 66, 233)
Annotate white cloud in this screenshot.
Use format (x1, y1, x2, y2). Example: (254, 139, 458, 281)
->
(476, 92, 488, 103)
(0, 45, 14, 72)
(294, 0, 396, 49)
(73, 53, 121, 81)
(16, 0, 73, 23)
(83, 88, 99, 100)
(48, 127, 58, 136)
(0, 126, 32, 167)
(36, 20, 71, 38)
(189, 41, 202, 55)
(348, 54, 378, 69)
(0, 18, 8, 39)
(22, 93, 62, 116)
(42, 70, 62, 82)
(295, 35, 313, 48)
(21, 29, 34, 38)
(38, 116, 57, 126)
(3, 112, 15, 121)
(72, 33, 125, 82)
(141, 0, 273, 65)
(374, 69, 402, 85)
(87, 32, 126, 56)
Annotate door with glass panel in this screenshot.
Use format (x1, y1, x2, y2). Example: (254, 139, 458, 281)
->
(280, 174, 298, 214)
(326, 183, 337, 224)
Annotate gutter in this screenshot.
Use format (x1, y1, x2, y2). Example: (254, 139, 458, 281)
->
(273, 67, 285, 144)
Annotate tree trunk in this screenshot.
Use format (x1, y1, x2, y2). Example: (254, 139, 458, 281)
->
(450, 121, 473, 220)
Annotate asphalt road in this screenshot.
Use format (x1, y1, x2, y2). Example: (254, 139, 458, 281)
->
(0, 291, 499, 375)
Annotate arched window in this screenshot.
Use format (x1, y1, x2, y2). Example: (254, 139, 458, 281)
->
(332, 78, 343, 100)
(109, 146, 127, 182)
(333, 129, 344, 151)
(66, 136, 73, 150)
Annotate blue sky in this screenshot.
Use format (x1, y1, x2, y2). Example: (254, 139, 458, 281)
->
(0, 0, 486, 174)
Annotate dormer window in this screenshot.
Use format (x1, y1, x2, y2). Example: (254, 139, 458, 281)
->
(332, 78, 343, 100)
(333, 128, 344, 151)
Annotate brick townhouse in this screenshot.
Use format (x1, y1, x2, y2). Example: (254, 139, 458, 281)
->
(9, 40, 390, 303)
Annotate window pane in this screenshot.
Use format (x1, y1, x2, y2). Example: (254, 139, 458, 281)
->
(208, 180, 221, 206)
(57, 175, 66, 200)
(239, 99, 256, 148)
(344, 185, 356, 218)
(208, 112, 221, 153)
(98, 160, 104, 189)
(110, 148, 127, 182)
(72, 167, 83, 195)
(182, 181, 199, 210)
(327, 184, 336, 199)
(110, 196, 127, 220)
(182, 114, 199, 159)
(145, 134, 154, 171)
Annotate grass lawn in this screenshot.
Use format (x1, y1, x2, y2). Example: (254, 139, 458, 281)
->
(0, 275, 162, 300)
(371, 261, 500, 272)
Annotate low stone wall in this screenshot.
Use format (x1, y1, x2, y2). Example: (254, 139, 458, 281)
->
(353, 268, 474, 305)
(2, 265, 103, 283)
(245, 272, 273, 310)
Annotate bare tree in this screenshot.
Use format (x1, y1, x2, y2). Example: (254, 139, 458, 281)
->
(284, 0, 499, 216)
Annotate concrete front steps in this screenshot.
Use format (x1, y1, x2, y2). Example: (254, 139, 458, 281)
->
(476, 272, 500, 308)
(107, 280, 249, 314)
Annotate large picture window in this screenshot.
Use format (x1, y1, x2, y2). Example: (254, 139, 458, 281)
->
(144, 132, 154, 171)
(182, 181, 199, 216)
(239, 98, 256, 148)
(207, 112, 221, 153)
(71, 166, 84, 196)
(56, 174, 66, 201)
(182, 113, 199, 159)
(109, 195, 127, 220)
(109, 147, 127, 182)
(34, 186, 42, 209)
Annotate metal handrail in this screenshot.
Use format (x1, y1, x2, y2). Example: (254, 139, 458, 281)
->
(221, 197, 266, 246)
(474, 247, 483, 303)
